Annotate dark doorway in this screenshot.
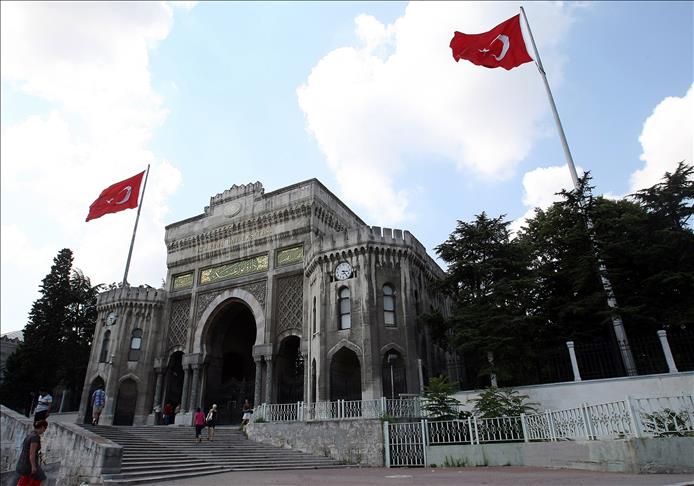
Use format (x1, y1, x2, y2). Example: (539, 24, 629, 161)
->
(83, 376, 106, 424)
(113, 379, 138, 425)
(382, 350, 407, 399)
(204, 301, 256, 424)
(276, 336, 304, 403)
(163, 351, 184, 412)
(330, 348, 361, 401)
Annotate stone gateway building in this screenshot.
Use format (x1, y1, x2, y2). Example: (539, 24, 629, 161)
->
(77, 179, 456, 426)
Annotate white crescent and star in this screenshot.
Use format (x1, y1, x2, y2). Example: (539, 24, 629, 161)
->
(478, 34, 510, 62)
(105, 186, 133, 205)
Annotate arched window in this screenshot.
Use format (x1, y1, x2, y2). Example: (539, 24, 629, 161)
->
(312, 296, 317, 334)
(99, 330, 111, 363)
(338, 287, 351, 330)
(383, 284, 396, 326)
(128, 328, 143, 362)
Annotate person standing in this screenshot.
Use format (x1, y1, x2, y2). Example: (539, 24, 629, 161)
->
(241, 399, 253, 429)
(193, 407, 206, 443)
(91, 386, 106, 425)
(205, 404, 218, 441)
(15, 420, 48, 486)
(163, 403, 174, 425)
(33, 388, 52, 424)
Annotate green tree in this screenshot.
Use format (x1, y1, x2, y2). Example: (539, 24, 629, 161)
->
(421, 376, 462, 420)
(469, 387, 538, 418)
(0, 249, 99, 413)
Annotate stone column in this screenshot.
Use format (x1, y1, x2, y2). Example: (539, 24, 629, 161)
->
(657, 330, 678, 373)
(180, 366, 191, 411)
(153, 368, 164, 407)
(254, 357, 263, 406)
(566, 341, 582, 381)
(189, 364, 201, 410)
(264, 355, 273, 404)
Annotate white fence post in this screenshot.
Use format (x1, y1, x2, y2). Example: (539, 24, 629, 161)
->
(657, 330, 679, 373)
(473, 416, 480, 444)
(546, 411, 556, 441)
(381, 396, 387, 416)
(581, 403, 594, 440)
(520, 413, 529, 443)
(421, 419, 428, 467)
(383, 421, 391, 468)
(625, 396, 643, 438)
(467, 417, 475, 444)
(566, 341, 582, 381)
(339, 399, 344, 419)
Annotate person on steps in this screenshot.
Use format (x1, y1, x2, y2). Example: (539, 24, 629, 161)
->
(15, 420, 48, 486)
(206, 404, 218, 441)
(193, 407, 206, 443)
(241, 399, 253, 429)
(33, 388, 52, 424)
(91, 386, 106, 425)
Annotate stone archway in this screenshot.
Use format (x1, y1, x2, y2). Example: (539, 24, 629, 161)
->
(113, 378, 138, 425)
(275, 335, 304, 404)
(202, 300, 257, 424)
(330, 347, 362, 401)
(163, 351, 184, 414)
(381, 349, 407, 399)
(83, 376, 105, 424)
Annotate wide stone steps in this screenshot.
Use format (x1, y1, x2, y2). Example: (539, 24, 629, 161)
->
(81, 424, 349, 484)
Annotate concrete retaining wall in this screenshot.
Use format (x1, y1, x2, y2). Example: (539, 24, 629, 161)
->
(0, 406, 122, 486)
(453, 372, 694, 411)
(426, 438, 694, 473)
(247, 419, 384, 466)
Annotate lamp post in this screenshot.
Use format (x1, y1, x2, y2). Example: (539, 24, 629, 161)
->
(387, 354, 398, 400)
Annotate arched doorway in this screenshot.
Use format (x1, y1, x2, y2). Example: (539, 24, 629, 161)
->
(382, 350, 407, 399)
(330, 348, 361, 401)
(83, 376, 105, 424)
(113, 379, 138, 425)
(204, 300, 256, 424)
(163, 351, 184, 412)
(275, 336, 304, 403)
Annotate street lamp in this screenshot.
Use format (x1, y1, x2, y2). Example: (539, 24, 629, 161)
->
(387, 354, 398, 400)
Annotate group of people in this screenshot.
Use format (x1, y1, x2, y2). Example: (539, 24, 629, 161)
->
(191, 399, 253, 443)
(15, 387, 53, 486)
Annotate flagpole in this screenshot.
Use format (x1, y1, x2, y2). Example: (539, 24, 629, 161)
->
(519, 6, 637, 376)
(122, 164, 150, 286)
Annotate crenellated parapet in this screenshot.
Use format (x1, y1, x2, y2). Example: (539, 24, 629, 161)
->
(204, 182, 264, 214)
(97, 285, 166, 317)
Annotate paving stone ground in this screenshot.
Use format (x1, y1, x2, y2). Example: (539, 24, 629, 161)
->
(150, 466, 694, 486)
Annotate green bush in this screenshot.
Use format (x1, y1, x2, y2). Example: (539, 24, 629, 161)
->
(469, 387, 538, 418)
(422, 376, 461, 420)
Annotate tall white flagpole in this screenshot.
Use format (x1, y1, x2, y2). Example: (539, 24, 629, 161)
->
(519, 7, 637, 376)
(122, 164, 150, 286)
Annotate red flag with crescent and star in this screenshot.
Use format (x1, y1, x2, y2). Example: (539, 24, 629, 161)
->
(450, 14, 533, 70)
(86, 171, 145, 222)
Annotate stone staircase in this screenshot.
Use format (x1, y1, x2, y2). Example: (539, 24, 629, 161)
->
(81, 424, 349, 485)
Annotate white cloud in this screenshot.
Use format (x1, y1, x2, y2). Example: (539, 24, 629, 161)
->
(1, 2, 192, 332)
(630, 84, 693, 192)
(510, 164, 582, 235)
(298, 2, 579, 224)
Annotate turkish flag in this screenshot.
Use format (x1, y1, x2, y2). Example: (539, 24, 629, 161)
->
(450, 14, 533, 71)
(86, 171, 145, 222)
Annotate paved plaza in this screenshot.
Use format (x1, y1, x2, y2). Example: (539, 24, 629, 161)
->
(153, 466, 694, 486)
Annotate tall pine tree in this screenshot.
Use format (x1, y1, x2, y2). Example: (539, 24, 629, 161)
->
(0, 249, 98, 413)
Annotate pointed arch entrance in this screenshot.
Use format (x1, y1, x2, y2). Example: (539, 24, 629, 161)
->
(275, 336, 304, 403)
(330, 347, 362, 401)
(113, 378, 138, 425)
(83, 376, 105, 424)
(203, 300, 256, 424)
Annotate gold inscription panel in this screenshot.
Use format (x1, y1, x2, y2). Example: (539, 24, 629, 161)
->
(276, 245, 304, 267)
(200, 255, 269, 285)
(172, 272, 193, 291)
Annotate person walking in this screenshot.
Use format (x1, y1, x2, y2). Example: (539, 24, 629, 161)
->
(33, 388, 52, 424)
(163, 402, 173, 425)
(193, 407, 206, 443)
(91, 386, 106, 425)
(15, 420, 48, 486)
(205, 404, 218, 441)
(241, 399, 253, 429)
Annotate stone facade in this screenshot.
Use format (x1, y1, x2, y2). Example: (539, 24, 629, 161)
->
(78, 179, 456, 426)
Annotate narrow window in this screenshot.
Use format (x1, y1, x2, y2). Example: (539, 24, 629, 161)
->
(128, 328, 143, 362)
(383, 284, 396, 326)
(338, 287, 351, 330)
(99, 330, 111, 363)
(312, 296, 317, 334)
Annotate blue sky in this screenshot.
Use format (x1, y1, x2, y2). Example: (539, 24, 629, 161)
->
(1, 2, 692, 334)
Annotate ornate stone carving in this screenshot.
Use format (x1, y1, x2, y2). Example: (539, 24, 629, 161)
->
(276, 245, 304, 267)
(276, 274, 303, 335)
(195, 289, 225, 324)
(199, 254, 269, 285)
(243, 280, 267, 308)
(168, 299, 190, 349)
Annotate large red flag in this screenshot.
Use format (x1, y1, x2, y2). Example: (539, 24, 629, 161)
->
(86, 171, 145, 222)
(450, 14, 533, 71)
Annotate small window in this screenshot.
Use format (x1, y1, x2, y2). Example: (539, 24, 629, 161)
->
(128, 328, 143, 362)
(338, 287, 351, 330)
(99, 330, 111, 363)
(383, 284, 396, 326)
(312, 296, 317, 334)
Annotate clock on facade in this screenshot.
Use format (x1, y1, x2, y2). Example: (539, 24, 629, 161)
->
(106, 311, 118, 326)
(334, 262, 353, 280)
